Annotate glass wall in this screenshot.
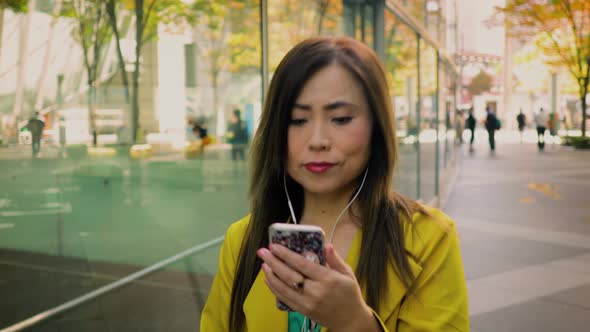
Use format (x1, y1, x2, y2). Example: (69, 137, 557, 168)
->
(419, 40, 438, 203)
(440, 60, 459, 171)
(268, 0, 343, 72)
(0, 1, 259, 329)
(402, 0, 427, 27)
(0, 1, 459, 330)
(385, 9, 419, 199)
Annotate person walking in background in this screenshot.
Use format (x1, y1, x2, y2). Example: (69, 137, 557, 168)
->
(27, 111, 45, 158)
(535, 107, 548, 151)
(548, 111, 559, 144)
(465, 107, 476, 152)
(484, 107, 500, 153)
(226, 109, 248, 161)
(193, 121, 212, 156)
(516, 109, 526, 143)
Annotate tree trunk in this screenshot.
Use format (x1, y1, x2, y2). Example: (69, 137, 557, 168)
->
(212, 68, 219, 138)
(87, 80, 97, 146)
(317, 1, 328, 34)
(106, 0, 130, 103)
(131, 0, 144, 144)
(13, 0, 36, 122)
(583, 60, 590, 138)
(34, 0, 63, 111)
(581, 86, 587, 137)
(132, 54, 140, 143)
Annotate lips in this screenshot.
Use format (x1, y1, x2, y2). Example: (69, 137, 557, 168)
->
(304, 162, 335, 173)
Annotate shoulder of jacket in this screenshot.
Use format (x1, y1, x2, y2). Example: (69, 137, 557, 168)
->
(223, 215, 252, 255)
(405, 206, 457, 264)
(226, 215, 251, 235)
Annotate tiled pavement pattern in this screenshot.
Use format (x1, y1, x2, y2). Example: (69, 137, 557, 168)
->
(444, 141, 590, 332)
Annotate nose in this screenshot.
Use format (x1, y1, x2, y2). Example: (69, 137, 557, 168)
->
(308, 122, 330, 151)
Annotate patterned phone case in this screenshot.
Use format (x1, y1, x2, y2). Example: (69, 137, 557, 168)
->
(268, 224, 326, 311)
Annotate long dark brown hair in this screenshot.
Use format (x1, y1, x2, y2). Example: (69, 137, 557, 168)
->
(229, 36, 425, 331)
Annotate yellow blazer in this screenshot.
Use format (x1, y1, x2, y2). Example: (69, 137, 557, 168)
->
(201, 207, 469, 331)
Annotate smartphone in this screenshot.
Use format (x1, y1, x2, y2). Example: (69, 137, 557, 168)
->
(268, 223, 326, 311)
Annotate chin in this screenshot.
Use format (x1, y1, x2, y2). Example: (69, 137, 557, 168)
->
(297, 177, 348, 195)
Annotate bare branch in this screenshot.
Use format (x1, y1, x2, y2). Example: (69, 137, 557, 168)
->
(560, 0, 583, 75)
(142, 0, 158, 31)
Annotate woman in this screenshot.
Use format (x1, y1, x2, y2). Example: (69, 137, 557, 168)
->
(201, 37, 468, 332)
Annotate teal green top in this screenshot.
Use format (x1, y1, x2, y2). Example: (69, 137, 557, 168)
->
(288, 312, 322, 332)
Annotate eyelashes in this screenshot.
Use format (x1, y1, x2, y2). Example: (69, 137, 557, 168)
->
(332, 116, 353, 125)
(289, 119, 307, 126)
(288, 117, 353, 127)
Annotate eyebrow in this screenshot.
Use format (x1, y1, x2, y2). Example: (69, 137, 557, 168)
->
(293, 101, 358, 111)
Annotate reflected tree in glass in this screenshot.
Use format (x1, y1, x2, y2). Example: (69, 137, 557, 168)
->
(189, 0, 260, 137)
(268, 0, 342, 70)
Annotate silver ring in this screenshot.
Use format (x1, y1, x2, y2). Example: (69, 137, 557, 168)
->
(293, 279, 305, 292)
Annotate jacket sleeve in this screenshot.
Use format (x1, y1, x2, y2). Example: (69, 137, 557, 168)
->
(200, 222, 242, 331)
(396, 223, 469, 331)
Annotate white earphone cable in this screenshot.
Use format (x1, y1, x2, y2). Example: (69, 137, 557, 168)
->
(284, 172, 298, 224)
(284, 168, 369, 332)
(327, 167, 368, 243)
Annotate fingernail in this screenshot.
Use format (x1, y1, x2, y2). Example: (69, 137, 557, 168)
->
(269, 244, 275, 251)
(262, 263, 270, 273)
(257, 248, 268, 258)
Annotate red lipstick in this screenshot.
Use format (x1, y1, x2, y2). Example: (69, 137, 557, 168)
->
(304, 162, 335, 173)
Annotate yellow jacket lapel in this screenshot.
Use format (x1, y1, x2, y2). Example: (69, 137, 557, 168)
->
(243, 268, 287, 331)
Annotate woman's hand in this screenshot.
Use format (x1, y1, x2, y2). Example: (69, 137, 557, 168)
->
(257, 243, 381, 332)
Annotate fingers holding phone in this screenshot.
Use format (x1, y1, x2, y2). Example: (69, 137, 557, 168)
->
(259, 224, 377, 331)
(262, 223, 326, 311)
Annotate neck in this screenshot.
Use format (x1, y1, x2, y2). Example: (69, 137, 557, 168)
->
(299, 187, 359, 230)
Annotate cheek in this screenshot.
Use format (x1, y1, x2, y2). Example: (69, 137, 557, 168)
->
(341, 122, 372, 158)
(286, 130, 302, 168)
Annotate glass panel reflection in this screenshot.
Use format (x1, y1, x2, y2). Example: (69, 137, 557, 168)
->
(385, 10, 419, 199)
(0, 1, 260, 329)
(419, 40, 438, 203)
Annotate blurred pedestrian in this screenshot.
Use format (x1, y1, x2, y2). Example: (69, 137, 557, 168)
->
(465, 107, 476, 152)
(548, 111, 558, 139)
(516, 109, 526, 143)
(27, 111, 45, 158)
(484, 107, 500, 152)
(226, 109, 248, 161)
(535, 108, 548, 150)
(192, 121, 212, 157)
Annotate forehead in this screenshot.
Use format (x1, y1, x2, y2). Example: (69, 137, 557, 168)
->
(295, 64, 367, 104)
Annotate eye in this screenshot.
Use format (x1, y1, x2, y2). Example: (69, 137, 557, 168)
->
(289, 118, 307, 126)
(332, 116, 353, 125)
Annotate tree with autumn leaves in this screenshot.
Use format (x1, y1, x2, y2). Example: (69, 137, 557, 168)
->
(496, 0, 590, 137)
(105, 0, 193, 143)
(188, 0, 340, 136)
(7, 0, 339, 143)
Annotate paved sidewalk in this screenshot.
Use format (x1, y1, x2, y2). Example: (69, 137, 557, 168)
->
(443, 141, 590, 332)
